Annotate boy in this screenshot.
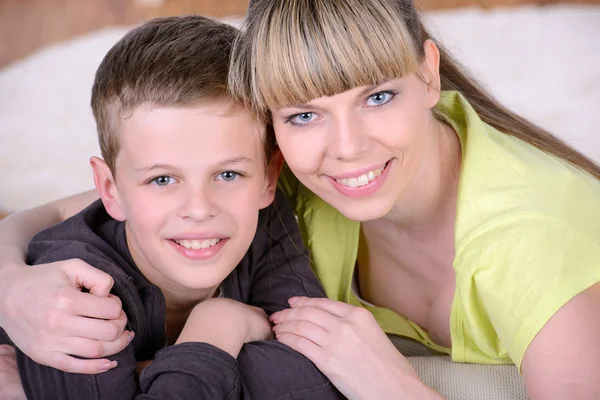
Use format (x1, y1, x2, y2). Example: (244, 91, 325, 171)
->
(0, 15, 343, 399)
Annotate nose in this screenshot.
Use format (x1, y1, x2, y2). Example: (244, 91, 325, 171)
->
(328, 113, 367, 161)
(178, 184, 217, 222)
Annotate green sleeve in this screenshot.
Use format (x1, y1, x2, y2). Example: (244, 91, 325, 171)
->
(454, 216, 600, 370)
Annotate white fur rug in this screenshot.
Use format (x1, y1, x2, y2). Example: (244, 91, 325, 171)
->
(1, 5, 599, 212)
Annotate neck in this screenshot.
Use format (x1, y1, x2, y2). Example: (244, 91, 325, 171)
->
(374, 117, 461, 238)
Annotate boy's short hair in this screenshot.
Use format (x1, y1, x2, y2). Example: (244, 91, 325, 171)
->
(91, 15, 241, 175)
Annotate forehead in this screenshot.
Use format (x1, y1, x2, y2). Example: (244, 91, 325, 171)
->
(116, 102, 265, 167)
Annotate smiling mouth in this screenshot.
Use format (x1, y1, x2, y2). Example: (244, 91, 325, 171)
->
(173, 238, 221, 250)
(334, 161, 390, 188)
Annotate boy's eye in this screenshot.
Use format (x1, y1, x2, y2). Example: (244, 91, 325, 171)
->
(150, 176, 176, 186)
(288, 112, 317, 126)
(216, 171, 240, 181)
(366, 91, 395, 107)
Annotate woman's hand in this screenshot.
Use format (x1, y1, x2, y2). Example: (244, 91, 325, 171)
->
(0, 345, 26, 400)
(0, 259, 132, 374)
(270, 297, 442, 400)
(176, 298, 272, 358)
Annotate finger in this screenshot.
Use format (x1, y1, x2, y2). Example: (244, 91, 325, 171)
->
(70, 291, 123, 320)
(275, 332, 324, 366)
(288, 297, 353, 317)
(57, 330, 134, 360)
(62, 259, 115, 296)
(0, 344, 16, 357)
(271, 305, 339, 331)
(48, 352, 118, 375)
(273, 320, 329, 346)
(68, 310, 128, 341)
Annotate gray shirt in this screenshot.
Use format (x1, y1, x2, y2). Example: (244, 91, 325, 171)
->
(2, 189, 340, 400)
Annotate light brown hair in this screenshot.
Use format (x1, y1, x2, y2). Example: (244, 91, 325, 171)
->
(229, 0, 600, 179)
(92, 15, 274, 175)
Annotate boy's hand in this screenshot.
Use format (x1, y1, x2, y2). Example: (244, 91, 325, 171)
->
(243, 303, 273, 343)
(0, 260, 131, 374)
(0, 345, 26, 400)
(176, 298, 272, 358)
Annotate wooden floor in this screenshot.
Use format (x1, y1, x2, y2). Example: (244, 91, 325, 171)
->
(1, 0, 598, 68)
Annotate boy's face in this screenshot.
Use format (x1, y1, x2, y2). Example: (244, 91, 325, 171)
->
(93, 101, 276, 302)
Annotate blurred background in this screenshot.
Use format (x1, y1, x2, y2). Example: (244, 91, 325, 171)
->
(1, 0, 598, 68)
(0, 0, 599, 219)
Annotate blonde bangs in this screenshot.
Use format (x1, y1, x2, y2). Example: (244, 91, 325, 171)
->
(230, 0, 422, 113)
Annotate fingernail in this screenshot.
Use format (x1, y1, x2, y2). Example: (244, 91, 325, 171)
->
(270, 312, 280, 321)
(99, 360, 117, 372)
(128, 331, 135, 343)
(288, 297, 299, 305)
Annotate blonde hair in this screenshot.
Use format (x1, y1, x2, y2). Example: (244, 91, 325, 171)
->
(230, 0, 600, 179)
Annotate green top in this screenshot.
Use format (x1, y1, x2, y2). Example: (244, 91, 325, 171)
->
(278, 91, 600, 369)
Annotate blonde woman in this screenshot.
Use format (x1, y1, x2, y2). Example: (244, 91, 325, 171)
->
(1, 1, 599, 399)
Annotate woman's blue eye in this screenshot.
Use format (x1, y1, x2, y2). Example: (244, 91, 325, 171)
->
(289, 112, 316, 126)
(216, 171, 240, 181)
(366, 91, 394, 106)
(151, 176, 176, 186)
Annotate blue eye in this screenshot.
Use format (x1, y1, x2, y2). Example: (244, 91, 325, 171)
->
(216, 171, 240, 181)
(150, 176, 176, 186)
(366, 91, 395, 107)
(288, 112, 317, 126)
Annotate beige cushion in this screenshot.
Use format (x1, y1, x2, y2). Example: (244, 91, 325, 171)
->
(389, 335, 528, 399)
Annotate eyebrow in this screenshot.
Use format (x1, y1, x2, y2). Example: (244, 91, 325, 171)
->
(133, 157, 254, 173)
(133, 164, 176, 173)
(216, 157, 254, 168)
(287, 80, 392, 110)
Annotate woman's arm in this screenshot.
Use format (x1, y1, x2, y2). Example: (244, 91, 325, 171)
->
(10, 236, 245, 400)
(521, 282, 600, 400)
(271, 297, 444, 400)
(0, 190, 131, 374)
(0, 190, 98, 270)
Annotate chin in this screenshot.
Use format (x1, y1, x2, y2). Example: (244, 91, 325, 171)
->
(336, 202, 391, 222)
(174, 270, 229, 291)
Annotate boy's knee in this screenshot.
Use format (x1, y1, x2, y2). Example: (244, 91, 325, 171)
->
(238, 340, 343, 399)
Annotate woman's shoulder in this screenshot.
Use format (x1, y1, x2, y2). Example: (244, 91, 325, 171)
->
(455, 108, 600, 248)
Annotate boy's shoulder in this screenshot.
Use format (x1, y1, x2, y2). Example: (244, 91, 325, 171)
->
(26, 200, 132, 274)
(29, 199, 114, 246)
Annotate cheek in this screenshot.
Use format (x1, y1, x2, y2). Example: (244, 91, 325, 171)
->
(216, 184, 262, 220)
(374, 108, 428, 150)
(275, 130, 323, 175)
(227, 200, 260, 245)
(121, 189, 170, 232)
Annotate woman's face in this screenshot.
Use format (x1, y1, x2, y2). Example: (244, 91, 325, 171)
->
(271, 46, 442, 221)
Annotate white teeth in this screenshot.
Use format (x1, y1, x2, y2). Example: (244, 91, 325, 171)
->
(175, 238, 221, 249)
(336, 168, 383, 188)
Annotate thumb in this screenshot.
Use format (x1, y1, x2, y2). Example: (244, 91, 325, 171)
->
(62, 259, 114, 296)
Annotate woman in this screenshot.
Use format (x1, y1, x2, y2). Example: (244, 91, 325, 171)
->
(1, 0, 599, 398)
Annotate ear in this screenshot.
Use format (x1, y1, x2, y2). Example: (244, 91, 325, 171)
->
(90, 156, 126, 221)
(258, 148, 284, 209)
(421, 39, 442, 108)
